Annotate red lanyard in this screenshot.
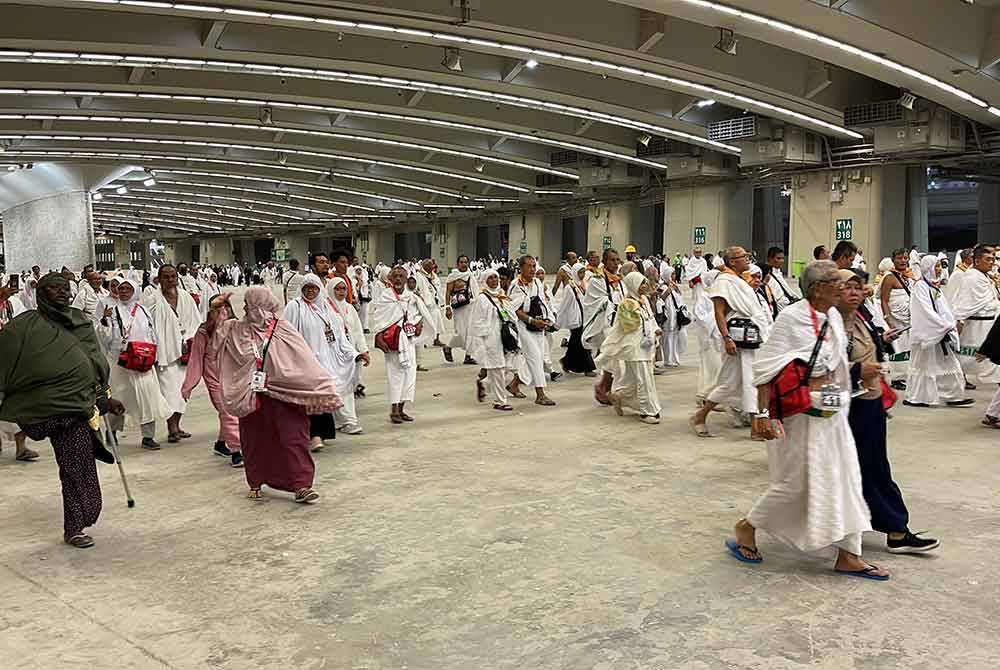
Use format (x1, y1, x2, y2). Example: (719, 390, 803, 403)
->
(808, 304, 828, 340)
(252, 319, 278, 369)
(305, 299, 333, 330)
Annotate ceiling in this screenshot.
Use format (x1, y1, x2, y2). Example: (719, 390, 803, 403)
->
(0, 0, 996, 239)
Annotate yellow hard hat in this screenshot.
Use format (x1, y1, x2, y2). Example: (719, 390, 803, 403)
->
(625, 245, 637, 253)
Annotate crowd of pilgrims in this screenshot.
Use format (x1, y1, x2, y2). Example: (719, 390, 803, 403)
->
(9, 239, 1000, 576)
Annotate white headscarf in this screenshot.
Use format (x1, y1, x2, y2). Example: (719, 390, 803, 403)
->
(480, 269, 502, 297)
(910, 255, 957, 350)
(111, 278, 156, 345)
(919, 254, 940, 286)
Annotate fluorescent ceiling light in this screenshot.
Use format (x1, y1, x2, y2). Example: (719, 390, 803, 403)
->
(696, 99, 716, 107)
(0, 51, 742, 150)
(525, 59, 539, 69)
(0, 132, 535, 191)
(115, 185, 128, 194)
(23, 4, 901, 137)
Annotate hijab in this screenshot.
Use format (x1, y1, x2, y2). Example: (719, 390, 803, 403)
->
(480, 269, 505, 299)
(623, 271, 647, 301)
(0, 273, 110, 424)
(218, 286, 342, 418)
(919, 254, 941, 287)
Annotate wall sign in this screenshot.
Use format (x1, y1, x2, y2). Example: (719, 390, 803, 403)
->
(519, 239, 528, 254)
(693, 227, 706, 245)
(835, 218, 853, 241)
(602, 235, 612, 250)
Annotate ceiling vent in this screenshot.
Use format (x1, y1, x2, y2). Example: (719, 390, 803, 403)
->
(708, 116, 757, 143)
(636, 137, 692, 157)
(844, 100, 906, 128)
(550, 150, 602, 168)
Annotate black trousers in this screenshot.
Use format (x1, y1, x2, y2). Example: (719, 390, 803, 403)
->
(560, 326, 596, 374)
(848, 397, 909, 534)
(309, 412, 337, 441)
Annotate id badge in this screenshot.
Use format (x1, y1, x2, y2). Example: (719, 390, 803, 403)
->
(403, 322, 416, 337)
(250, 370, 267, 393)
(820, 385, 842, 409)
(324, 328, 335, 343)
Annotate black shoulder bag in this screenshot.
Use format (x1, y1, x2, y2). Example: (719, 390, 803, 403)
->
(485, 294, 520, 353)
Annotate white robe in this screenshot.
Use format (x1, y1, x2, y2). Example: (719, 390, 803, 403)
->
(509, 277, 550, 389)
(99, 300, 172, 425)
(952, 269, 1000, 383)
(141, 288, 201, 414)
(766, 268, 800, 311)
(445, 269, 478, 351)
(469, 290, 517, 370)
(906, 279, 963, 405)
(581, 270, 625, 352)
(747, 301, 871, 556)
(659, 286, 689, 367)
(71, 283, 108, 321)
(372, 286, 433, 404)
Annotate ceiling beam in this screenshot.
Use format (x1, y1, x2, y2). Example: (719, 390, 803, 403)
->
(201, 19, 228, 48)
(501, 60, 527, 84)
(805, 62, 833, 99)
(637, 10, 666, 53)
(406, 90, 425, 107)
(981, 9, 1000, 70)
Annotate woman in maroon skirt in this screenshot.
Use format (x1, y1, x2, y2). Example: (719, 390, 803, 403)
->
(210, 288, 342, 503)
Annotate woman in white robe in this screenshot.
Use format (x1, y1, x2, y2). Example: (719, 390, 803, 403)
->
(535, 265, 558, 381)
(329, 277, 370, 401)
(595, 272, 662, 423)
(353, 266, 372, 332)
(659, 276, 688, 368)
(508, 256, 556, 406)
(198, 271, 221, 322)
(692, 262, 723, 403)
(99, 279, 172, 450)
(905, 255, 968, 407)
(727, 260, 886, 581)
(283, 274, 362, 442)
(443, 258, 479, 365)
(372, 266, 435, 423)
(469, 269, 518, 410)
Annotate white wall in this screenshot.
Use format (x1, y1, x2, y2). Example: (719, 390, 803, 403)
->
(2, 190, 94, 272)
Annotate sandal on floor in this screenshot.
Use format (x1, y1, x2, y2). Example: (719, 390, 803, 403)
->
(725, 537, 762, 563)
(64, 533, 95, 549)
(689, 416, 713, 438)
(507, 385, 526, 399)
(295, 488, 320, 504)
(400, 412, 414, 422)
(176, 431, 192, 439)
(493, 403, 514, 411)
(982, 416, 1000, 429)
(167, 433, 182, 443)
(390, 414, 404, 424)
(15, 448, 40, 461)
(535, 397, 556, 406)
(443, 347, 454, 363)
(247, 488, 264, 501)
(835, 564, 890, 581)
(476, 379, 486, 403)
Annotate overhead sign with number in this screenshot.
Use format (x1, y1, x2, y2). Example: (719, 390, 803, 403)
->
(693, 226, 706, 245)
(835, 218, 853, 241)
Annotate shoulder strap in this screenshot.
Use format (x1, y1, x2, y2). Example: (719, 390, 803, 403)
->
(803, 319, 830, 379)
(891, 271, 911, 295)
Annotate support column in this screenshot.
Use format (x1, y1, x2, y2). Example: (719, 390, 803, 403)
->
(906, 165, 929, 250)
(273, 234, 308, 266)
(432, 221, 459, 272)
(507, 212, 545, 261)
(1, 191, 94, 271)
(664, 183, 752, 258)
(588, 201, 636, 256)
(788, 166, 905, 278)
(114, 237, 131, 270)
(978, 183, 1000, 243)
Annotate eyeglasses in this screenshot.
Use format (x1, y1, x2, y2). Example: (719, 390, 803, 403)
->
(729, 254, 749, 261)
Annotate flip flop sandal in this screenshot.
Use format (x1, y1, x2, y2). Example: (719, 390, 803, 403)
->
(247, 488, 264, 501)
(835, 565, 890, 581)
(443, 347, 454, 363)
(534, 398, 556, 406)
(177, 431, 192, 439)
(689, 416, 713, 438)
(493, 404, 514, 411)
(15, 449, 40, 461)
(507, 385, 527, 399)
(725, 538, 762, 564)
(167, 433, 181, 443)
(982, 416, 1000, 429)
(294, 488, 320, 504)
(400, 413, 414, 422)
(64, 533, 95, 549)
(390, 414, 403, 424)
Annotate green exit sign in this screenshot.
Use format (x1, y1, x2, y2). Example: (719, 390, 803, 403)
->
(835, 218, 853, 241)
(693, 227, 706, 245)
(602, 235, 612, 250)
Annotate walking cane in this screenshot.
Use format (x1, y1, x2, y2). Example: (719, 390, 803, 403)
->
(103, 417, 135, 508)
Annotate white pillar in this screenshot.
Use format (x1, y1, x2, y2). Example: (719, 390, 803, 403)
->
(664, 183, 752, 258)
(2, 191, 94, 271)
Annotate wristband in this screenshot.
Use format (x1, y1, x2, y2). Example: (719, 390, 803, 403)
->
(754, 409, 770, 419)
(722, 335, 733, 341)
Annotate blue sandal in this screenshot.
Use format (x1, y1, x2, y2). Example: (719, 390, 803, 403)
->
(725, 537, 762, 564)
(835, 565, 890, 581)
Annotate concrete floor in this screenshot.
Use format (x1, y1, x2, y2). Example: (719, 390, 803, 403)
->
(2, 287, 999, 669)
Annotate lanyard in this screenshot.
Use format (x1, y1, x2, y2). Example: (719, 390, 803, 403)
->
(305, 299, 334, 332)
(808, 304, 829, 341)
(115, 303, 141, 341)
(250, 319, 278, 371)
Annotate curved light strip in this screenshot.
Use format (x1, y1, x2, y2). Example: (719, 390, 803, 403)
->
(95, 202, 261, 228)
(153, 178, 378, 211)
(0, 87, 690, 165)
(32, 2, 868, 137)
(0, 111, 575, 177)
(0, 49, 745, 148)
(0, 148, 471, 199)
(96, 212, 259, 233)
(128, 186, 350, 215)
(95, 210, 223, 231)
(0, 132, 534, 191)
(676, 0, 987, 109)
(94, 213, 218, 233)
(153, 169, 424, 206)
(101, 193, 303, 222)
